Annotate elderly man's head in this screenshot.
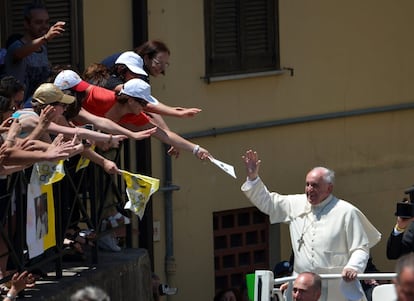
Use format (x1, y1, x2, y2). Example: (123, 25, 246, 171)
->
(305, 167, 334, 205)
(292, 272, 321, 301)
(395, 253, 414, 301)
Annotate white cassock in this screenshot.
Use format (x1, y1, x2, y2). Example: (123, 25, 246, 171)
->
(241, 178, 381, 301)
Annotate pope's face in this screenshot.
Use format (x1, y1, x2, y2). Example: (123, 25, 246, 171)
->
(305, 169, 332, 205)
(396, 268, 414, 301)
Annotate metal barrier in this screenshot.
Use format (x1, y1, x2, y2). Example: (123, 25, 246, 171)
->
(0, 145, 132, 283)
(254, 270, 397, 301)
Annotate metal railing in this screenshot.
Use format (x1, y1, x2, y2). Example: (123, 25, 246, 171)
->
(0, 146, 131, 283)
(254, 270, 397, 301)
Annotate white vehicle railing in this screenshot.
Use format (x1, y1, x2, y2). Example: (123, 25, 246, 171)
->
(254, 270, 397, 301)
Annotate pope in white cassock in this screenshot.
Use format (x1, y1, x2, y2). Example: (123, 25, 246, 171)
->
(241, 150, 381, 301)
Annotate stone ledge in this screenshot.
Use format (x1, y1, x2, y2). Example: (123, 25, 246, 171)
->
(20, 248, 152, 301)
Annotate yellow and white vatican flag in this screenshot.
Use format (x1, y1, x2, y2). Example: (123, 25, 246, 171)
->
(75, 145, 95, 172)
(119, 169, 160, 220)
(26, 161, 65, 259)
(33, 160, 66, 185)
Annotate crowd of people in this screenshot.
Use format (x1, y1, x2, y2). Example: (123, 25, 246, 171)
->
(0, 2, 214, 298)
(2, 2, 414, 301)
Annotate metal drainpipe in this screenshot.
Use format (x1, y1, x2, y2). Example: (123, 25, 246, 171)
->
(161, 144, 180, 292)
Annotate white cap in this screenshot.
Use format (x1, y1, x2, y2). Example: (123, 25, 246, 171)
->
(115, 51, 148, 76)
(120, 78, 158, 105)
(54, 70, 90, 92)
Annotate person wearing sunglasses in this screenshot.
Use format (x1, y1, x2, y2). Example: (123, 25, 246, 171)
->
(103, 50, 201, 120)
(54, 70, 210, 160)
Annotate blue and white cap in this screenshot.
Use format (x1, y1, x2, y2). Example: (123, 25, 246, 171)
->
(120, 78, 158, 105)
(115, 51, 148, 76)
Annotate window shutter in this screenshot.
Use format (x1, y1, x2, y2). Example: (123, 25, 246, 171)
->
(208, 0, 240, 74)
(205, 0, 279, 77)
(241, 0, 278, 71)
(43, 0, 72, 65)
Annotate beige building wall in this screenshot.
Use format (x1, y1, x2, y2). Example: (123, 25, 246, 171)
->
(84, 1, 414, 301)
(83, 0, 133, 66)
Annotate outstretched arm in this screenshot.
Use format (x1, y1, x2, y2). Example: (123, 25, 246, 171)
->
(125, 122, 210, 160)
(19, 114, 127, 148)
(11, 21, 65, 60)
(74, 108, 156, 141)
(81, 148, 120, 175)
(145, 102, 202, 118)
(1, 134, 81, 167)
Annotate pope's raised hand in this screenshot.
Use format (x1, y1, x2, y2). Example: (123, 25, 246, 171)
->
(242, 149, 261, 181)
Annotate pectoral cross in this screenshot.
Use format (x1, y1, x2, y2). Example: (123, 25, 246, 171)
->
(297, 234, 305, 251)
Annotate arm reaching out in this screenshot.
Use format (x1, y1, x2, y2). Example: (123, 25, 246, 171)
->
(145, 102, 202, 118)
(74, 108, 156, 141)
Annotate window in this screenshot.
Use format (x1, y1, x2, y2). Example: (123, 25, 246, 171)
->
(204, 0, 279, 82)
(213, 207, 269, 292)
(1, 0, 83, 70)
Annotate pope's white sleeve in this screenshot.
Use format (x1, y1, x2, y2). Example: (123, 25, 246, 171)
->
(241, 176, 260, 190)
(344, 248, 369, 273)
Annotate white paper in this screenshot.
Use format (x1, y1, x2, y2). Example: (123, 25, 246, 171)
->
(339, 279, 365, 301)
(209, 157, 237, 178)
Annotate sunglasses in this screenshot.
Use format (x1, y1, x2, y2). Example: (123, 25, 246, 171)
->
(49, 102, 68, 109)
(132, 97, 148, 107)
(152, 58, 170, 68)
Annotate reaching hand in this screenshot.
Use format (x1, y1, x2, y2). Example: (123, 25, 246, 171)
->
(167, 146, 180, 158)
(44, 134, 80, 161)
(38, 105, 55, 127)
(174, 107, 202, 118)
(6, 118, 22, 140)
(132, 127, 157, 140)
(242, 150, 261, 181)
(195, 146, 210, 160)
(109, 134, 128, 148)
(0, 117, 14, 133)
(44, 21, 65, 41)
(6, 270, 35, 300)
(103, 159, 120, 175)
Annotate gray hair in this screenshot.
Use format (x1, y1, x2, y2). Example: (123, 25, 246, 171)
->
(395, 253, 414, 283)
(310, 167, 335, 184)
(70, 286, 110, 301)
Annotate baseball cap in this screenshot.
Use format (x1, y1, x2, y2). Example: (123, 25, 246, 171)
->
(273, 260, 293, 277)
(32, 83, 75, 105)
(115, 51, 148, 76)
(54, 70, 90, 92)
(119, 78, 158, 105)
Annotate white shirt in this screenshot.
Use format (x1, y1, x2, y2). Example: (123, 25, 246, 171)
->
(241, 177, 381, 301)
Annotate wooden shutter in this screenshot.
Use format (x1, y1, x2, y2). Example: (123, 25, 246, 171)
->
(205, 0, 279, 77)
